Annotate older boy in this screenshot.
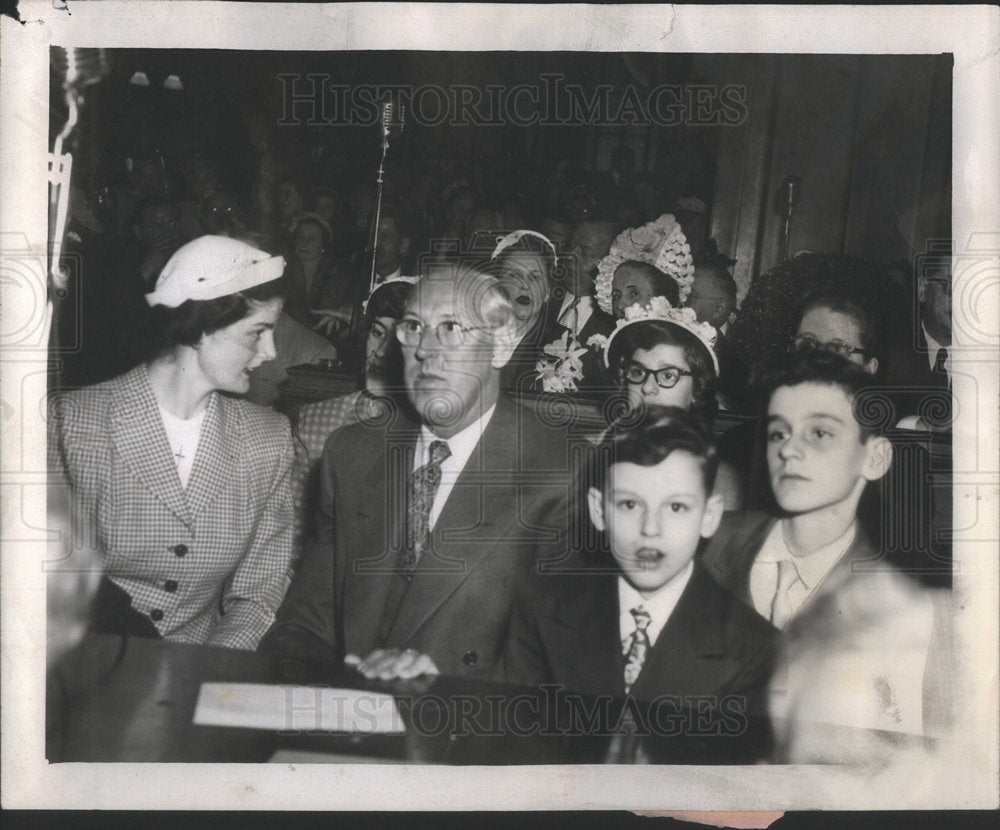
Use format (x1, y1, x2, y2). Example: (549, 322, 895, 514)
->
(701, 350, 893, 628)
(503, 407, 777, 707)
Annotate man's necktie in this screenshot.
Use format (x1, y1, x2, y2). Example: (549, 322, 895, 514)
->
(403, 440, 451, 573)
(622, 606, 652, 693)
(770, 558, 802, 629)
(934, 347, 951, 387)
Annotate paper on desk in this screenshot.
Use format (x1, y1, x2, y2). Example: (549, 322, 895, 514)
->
(193, 683, 405, 734)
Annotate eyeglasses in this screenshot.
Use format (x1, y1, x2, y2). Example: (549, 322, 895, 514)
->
(396, 318, 494, 348)
(789, 334, 867, 359)
(621, 361, 692, 389)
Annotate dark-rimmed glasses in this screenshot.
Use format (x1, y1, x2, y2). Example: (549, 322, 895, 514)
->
(621, 361, 692, 389)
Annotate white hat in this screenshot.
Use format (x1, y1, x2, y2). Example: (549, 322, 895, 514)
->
(587, 296, 719, 374)
(145, 235, 285, 308)
(594, 213, 694, 315)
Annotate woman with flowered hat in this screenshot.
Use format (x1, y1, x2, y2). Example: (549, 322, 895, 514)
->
(48, 235, 296, 650)
(594, 213, 695, 320)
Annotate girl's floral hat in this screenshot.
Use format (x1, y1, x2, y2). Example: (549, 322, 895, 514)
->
(594, 213, 695, 315)
(587, 295, 719, 374)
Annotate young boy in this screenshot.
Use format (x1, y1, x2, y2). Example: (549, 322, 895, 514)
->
(700, 350, 894, 629)
(502, 406, 777, 708)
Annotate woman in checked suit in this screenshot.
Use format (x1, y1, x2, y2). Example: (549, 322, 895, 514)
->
(49, 235, 296, 650)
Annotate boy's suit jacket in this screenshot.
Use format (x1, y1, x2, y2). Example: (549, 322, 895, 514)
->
(699, 510, 885, 620)
(502, 555, 777, 708)
(262, 395, 576, 678)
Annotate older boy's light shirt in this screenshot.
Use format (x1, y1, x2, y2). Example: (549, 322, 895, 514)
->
(416, 404, 496, 530)
(749, 521, 856, 624)
(618, 560, 695, 650)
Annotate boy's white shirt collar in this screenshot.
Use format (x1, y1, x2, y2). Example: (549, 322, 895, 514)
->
(618, 559, 695, 650)
(416, 403, 497, 529)
(749, 520, 856, 624)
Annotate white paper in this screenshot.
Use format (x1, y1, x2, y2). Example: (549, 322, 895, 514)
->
(193, 682, 405, 734)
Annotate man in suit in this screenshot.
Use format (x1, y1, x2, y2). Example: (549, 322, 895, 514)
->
(700, 351, 894, 628)
(261, 261, 575, 679)
(541, 219, 617, 393)
(886, 254, 952, 428)
(504, 407, 776, 713)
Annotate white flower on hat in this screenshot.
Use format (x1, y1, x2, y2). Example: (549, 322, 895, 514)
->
(588, 295, 719, 374)
(594, 214, 695, 315)
(145, 235, 286, 308)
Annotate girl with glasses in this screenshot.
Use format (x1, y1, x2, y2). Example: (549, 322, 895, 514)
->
(591, 297, 743, 508)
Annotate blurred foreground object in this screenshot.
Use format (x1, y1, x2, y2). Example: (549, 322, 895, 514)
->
(770, 567, 954, 766)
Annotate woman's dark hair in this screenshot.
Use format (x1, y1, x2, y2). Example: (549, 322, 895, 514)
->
(608, 318, 718, 419)
(141, 275, 288, 361)
(796, 285, 884, 360)
(363, 280, 414, 329)
(617, 260, 680, 306)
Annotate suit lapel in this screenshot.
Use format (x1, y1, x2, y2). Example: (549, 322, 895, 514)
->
(183, 393, 235, 520)
(796, 525, 878, 617)
(545, 569, 624, 696)
(346, 433, 415, 652)
(108, 366, 191, 525)
(632, 565, 725, 700)
(385, 399, 519, 646)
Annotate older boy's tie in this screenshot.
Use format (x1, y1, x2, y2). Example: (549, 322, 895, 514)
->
(770, 558, 802, 629)
(403, 439, 451, 573)
(623, 606, 652, 693)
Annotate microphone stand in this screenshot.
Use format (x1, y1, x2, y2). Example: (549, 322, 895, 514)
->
(349, 112, 393, 342)
(779, 175, 802, 262)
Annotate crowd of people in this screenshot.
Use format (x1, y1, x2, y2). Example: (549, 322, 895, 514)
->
(48, 139, 956, 765)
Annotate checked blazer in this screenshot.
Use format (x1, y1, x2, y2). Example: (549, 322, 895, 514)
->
(49, 364, 296, 650)
(262, 395, 578, 677)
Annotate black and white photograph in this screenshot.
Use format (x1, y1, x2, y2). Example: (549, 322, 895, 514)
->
(1, 1, 997, 813)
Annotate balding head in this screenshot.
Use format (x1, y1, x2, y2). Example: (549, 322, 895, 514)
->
(688, 263, 737, 329)
(401, 261, 516, 437)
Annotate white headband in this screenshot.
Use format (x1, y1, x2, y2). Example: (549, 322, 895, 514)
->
(490, 229, 558, 262)
(146, 235, 285, 308)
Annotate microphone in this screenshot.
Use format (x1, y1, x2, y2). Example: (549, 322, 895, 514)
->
(781, 175, 802, 211)
(381, 99, 405, 140)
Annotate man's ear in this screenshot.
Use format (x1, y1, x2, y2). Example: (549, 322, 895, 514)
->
(917, 273, 928, 306)
(587, 487, 606, 532)
(489, 323, 518, 369)
(699, 493, 725, 538)
(864, 356, 880, 376)
(400, 237, 411, 258)
(862, 435, 893, 482)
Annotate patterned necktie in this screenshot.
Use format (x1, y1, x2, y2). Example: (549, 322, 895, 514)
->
(622, 606, 652, 693)
(770, 558, 802, 629)
(403, 439, 451, 573)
